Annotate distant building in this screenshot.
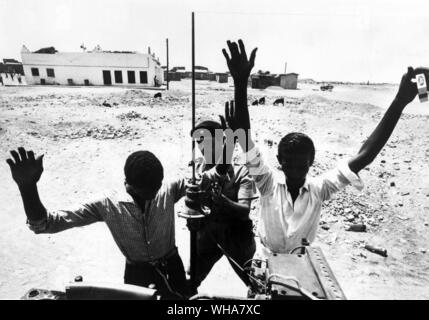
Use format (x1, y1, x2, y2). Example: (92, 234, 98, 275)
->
(163, 66, 185, 81)
(279, 73, 298, 89)
(21, 45, 163, 86)
(163, 70, 182, 81)
(0, 58, 25, 85)
(164, 70, 182, 81)
(161, 66, 228, 83)
(250, 72, 298, 89)
(0, 58, 24, 75)
(216, 73, 228, 83)
(171, 66, 186, 73)
(251, 74, 274, 89)
(208, 73, 216, 81)
(194, 66, 210, 80)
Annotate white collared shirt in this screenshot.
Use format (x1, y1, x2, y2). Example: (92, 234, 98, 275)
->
(236, 146, 364, 253)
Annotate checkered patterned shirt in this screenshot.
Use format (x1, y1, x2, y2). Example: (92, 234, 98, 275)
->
(27, 179, 187, 263)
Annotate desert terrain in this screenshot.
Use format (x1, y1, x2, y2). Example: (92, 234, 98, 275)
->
(0, 80, 428, 299)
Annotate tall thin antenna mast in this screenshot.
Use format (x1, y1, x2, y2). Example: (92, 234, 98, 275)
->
(191, 12, 196, 183)
(189, 11, 197, 286)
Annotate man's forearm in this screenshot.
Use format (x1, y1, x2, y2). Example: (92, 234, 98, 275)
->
(234, 81, 248, 112)
(18, 183, 48, 222)
(349, 98, 407, 173)
(234, 81, 255, 152)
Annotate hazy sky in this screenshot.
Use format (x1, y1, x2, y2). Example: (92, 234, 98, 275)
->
(1, 0, 428, 82)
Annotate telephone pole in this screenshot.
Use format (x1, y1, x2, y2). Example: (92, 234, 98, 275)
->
(166, 38, 169, 90)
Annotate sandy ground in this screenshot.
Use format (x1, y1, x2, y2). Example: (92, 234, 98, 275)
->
(0, 80, 428, 300)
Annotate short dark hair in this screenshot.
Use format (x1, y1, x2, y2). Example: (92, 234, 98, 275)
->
(278, 132, 315, 165)
(124, 151, 164, 188)
(190, 120, 222, 137)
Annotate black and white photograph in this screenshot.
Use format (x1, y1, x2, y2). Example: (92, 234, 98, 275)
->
(0, 0, 428, 306)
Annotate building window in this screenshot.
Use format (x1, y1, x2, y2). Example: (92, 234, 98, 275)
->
(140, 71, 148, 84)
(114, 70, 123, 83)
(31, 68, 39, 76)
(127, 71, 136, 84)
(47, 68, 55, 77)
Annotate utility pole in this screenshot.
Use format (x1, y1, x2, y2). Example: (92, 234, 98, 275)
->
(166, 38, 169, 90)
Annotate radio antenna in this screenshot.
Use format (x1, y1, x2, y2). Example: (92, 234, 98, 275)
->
(191, 12, 196, 183)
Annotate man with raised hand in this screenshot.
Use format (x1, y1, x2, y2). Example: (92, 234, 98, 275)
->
(188, 114, 257, 292)
(6, 147, 190, 299)
(222, 39, 426, 254)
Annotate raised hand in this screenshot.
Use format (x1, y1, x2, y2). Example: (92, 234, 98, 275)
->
(222, 40, 257, 152)
(395, 66, 429, 106)
(223, 100, 254, 152)
(218, 100, 241, 131)
(348, 66, 429, 174)
(6, 147, 44, 187)
(222, 40, 257, 85)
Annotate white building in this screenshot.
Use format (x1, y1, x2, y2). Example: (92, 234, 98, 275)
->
(21, 45, 163, 87)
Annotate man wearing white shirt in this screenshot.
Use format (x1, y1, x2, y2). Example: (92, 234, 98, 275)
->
(235, 139, 363, 253)
(221, 39, 426, 254)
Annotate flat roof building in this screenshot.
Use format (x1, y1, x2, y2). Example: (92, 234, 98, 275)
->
(21, 45, 163, 87)
(251, 72, 299, 89)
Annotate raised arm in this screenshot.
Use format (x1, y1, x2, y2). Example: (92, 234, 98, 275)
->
(222, 40, 257, 152)
(6, 147, 47, 222)
(222, 40, 276, 196)
(7, 147, 103, 233)
(348, 67, 428, 174)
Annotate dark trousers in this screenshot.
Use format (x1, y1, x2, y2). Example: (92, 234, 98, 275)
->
(124, 247, 188, 300)
(194, 219, 256, 288)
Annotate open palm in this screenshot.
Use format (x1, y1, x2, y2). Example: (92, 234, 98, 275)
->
(6, 147, 44, 187)
(222, 40, 257, 84)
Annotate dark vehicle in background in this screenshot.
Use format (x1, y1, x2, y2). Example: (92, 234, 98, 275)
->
(320, 84, 334, 91)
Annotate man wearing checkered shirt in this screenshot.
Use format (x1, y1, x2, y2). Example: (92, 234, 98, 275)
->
(6, 149, 189, 299)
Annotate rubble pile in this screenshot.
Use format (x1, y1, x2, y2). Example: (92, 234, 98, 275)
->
(117, 111, 143, 120)
(321, 192, 386, 228)
(52, 125, 139, 140)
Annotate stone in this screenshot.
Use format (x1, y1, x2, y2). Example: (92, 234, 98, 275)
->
(346, 214, 355, 222)
(397, 215, 409, 221)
